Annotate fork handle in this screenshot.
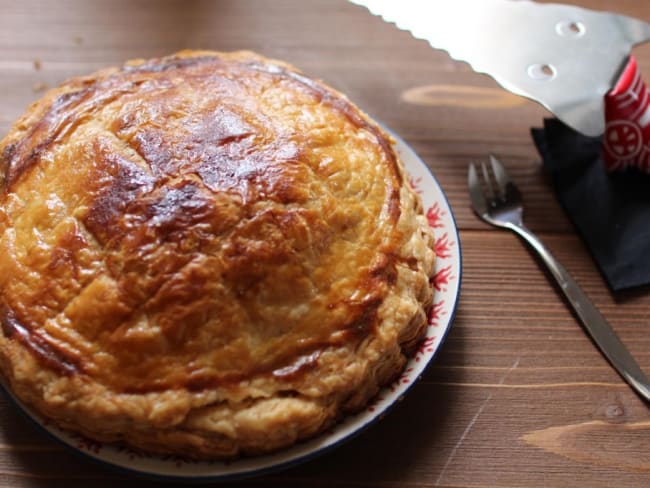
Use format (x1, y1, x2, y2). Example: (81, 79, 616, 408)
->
(509, 222, 650, 402)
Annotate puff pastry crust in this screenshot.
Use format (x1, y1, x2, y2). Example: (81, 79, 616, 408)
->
(0, 50, 435, 458)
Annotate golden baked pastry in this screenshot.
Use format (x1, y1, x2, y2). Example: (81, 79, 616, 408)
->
(0, 50, 435, 458)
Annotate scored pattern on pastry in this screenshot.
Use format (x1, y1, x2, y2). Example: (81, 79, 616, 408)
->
(0, 50, 436, 459)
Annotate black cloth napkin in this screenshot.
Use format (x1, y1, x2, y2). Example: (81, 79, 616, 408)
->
(532, 118, 650, 292)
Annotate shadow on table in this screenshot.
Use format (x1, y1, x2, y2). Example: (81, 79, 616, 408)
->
(2, 371, 461, 487)
(0, 395, 134, 486)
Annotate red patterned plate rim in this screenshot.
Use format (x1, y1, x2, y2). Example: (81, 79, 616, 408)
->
(0, 127, 461, 481)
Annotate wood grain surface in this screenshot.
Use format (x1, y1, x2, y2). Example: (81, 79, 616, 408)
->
(1, 0, 650, 486)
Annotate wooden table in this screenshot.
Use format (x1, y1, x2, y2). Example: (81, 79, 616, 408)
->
(1, 0, 650, 486)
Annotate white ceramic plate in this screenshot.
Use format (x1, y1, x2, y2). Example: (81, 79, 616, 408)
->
(2, 129, 461, 481)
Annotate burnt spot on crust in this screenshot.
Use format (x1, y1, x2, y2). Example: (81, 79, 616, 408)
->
(0, 306, 79, 375)
(370, 253, 398, 287)
(196, 139, 307, 205)
(123, 180, 238, 245)
(0, 142, 16, 192)
(343, 296, 384, 338)
(47, 224, 89, 280)
(3, 89, 93, 190)
(82, 139, 156, 246)
(51, 88, 92, 111)
(272, 351, 321, 380)
(187, 107, 255, 147)
(385, 187, 402, 222)
(140, 182, 216, 235)
(130, 129, 174, 177)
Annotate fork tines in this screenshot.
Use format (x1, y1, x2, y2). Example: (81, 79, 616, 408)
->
(469, 154, 512, 203)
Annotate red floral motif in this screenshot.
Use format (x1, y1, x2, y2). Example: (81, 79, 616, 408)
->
(112, 443, 221, 467)
(367, 394, 386, 413)
(126, 450, 139, 461)
(426, 202, 446, 229)
(115, 443, 157, 462)
(388, 367, 415, 392)
(415, 336, 437, 362)
(169, 456, 188, 468)
(603, 56, 650, 172)
(115, 444, 142, 461)
(158, 453, 219, 468)
(432, 265, 453, 291)
(434, 232, 454, 259)
(427, 300, 445, 327)
(409, 175, 424, 195)
(398, 367, 414, 385)
(72, 434, 103, 455)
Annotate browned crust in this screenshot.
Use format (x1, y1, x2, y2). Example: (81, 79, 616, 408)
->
(0, 50, 435, 458)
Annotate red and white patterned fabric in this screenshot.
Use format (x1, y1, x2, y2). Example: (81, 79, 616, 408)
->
(603, 56, 650, 172)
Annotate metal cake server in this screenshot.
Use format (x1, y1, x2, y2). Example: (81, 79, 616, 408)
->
(350, 0, 650, 137)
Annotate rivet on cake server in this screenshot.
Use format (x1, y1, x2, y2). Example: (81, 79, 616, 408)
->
(350, 0, 650, 172)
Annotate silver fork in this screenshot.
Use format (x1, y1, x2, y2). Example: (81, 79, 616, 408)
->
(468, 155, 650, 402)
